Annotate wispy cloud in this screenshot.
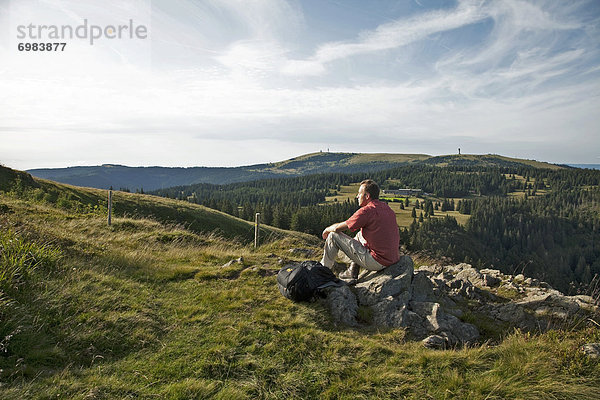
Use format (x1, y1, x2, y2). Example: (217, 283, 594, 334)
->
(282, 0, 489, 76)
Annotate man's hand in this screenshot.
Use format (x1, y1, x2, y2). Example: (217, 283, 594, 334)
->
(322, 224, 336, 240)
(322, 221, 348, 240)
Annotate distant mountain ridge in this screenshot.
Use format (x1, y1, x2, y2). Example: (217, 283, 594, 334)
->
(27, 152, 564, 191)
(567, 164, 600, 170)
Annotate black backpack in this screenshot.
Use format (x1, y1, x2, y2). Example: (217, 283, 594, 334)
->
(277, 261, 343, 302)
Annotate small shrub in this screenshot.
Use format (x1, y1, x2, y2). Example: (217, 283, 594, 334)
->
(496, 284, 521, 301)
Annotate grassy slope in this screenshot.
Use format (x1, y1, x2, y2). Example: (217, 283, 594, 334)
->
(1, 168, 599, 399)
(423, 154, 563, 170)
(1, 165, 304, 244)
(347, 153, 431, 164)
(274, 152, 431, 165)
(260, 152, 428, 175)
(269, 152, 563, 171)
(490, 154, 565, 170)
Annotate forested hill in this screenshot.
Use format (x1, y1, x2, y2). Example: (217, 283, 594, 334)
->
(152, 164, 600, 294)
(26, 152, 562, 191)
(26, 152, 422, 191)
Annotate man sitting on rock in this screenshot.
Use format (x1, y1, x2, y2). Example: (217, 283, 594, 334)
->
(321, 179, 400, 282)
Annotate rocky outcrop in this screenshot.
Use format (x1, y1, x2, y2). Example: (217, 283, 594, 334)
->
(323, 285, 359, 327)
(320, 258, 599, 348)
(354, 259, 413, 306)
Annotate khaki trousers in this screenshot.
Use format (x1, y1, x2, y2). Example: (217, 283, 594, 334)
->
(320, 231, 385, 271)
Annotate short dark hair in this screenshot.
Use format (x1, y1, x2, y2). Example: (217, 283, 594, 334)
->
(360, 179, 379, 199)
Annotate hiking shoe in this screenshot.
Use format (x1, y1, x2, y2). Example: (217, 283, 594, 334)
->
(338, 263, 359, 281)
(330, 261, 347, 275)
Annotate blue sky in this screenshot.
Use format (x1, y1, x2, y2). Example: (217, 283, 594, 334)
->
(1, 0, 599, 169)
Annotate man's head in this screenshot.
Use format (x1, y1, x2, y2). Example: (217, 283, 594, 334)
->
(357, 179, 379, 207)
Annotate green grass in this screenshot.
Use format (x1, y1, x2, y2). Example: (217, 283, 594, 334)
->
(272, 152, 430, 169)
(324, 183, 360, 204)
(325, 184, 470, 228)
(346, 153, 431, 164)
(1, 169, 599, 399)
(504, 174, 550, 199)
(0, 229, 61, 291)
(1, 165, 307, 245)
(427, 154, 564, 170)
(385, 201, 471, 228)
(489, 155, 564, 170)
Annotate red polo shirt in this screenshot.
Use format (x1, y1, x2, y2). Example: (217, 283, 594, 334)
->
(345, 199, 400, 266)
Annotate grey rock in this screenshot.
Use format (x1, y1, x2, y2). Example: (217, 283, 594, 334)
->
(445, 320, 479, 345)
(534, 306, 569, 320)
(435, 271, 455, 281)
(581, 343, 600, 359)
(449, 279, 462, 289)
(221, 257, 244, 268)
(431, 278, 450, 291)
(480, 268, 502, 277)
(371, 295, 411, 327)
(411, 271, 436, 302)
(410, 301, 479, 345)
(319, 258, 598, 346)
(574, 295, 596, 304)
(452, 279, 478, 299)
(320, 285, 358, 326)
(490, 303, 526, 323)
(455, 267, 484, 286)
(417, 264, 442, 276)
(573, 295, 598, 310)
(397, 309, 429, 338)
(482, 274, 501, 287)
(354, 256, 414, 306)
(422, 335, 447, 349)
(445, 307, 464, 318)
(518, 293, 580, 316)
(413, 272, 457, 309)
(411, 301, 443, 331)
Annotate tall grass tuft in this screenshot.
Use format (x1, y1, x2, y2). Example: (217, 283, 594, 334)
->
(0, 229, 61, 291)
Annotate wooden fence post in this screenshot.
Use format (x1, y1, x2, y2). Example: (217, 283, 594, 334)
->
(254, 213, 260, 248)
(108, 190, 112, 226)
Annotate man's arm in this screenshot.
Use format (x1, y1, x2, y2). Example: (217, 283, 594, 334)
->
(322, 221, 349, 240)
